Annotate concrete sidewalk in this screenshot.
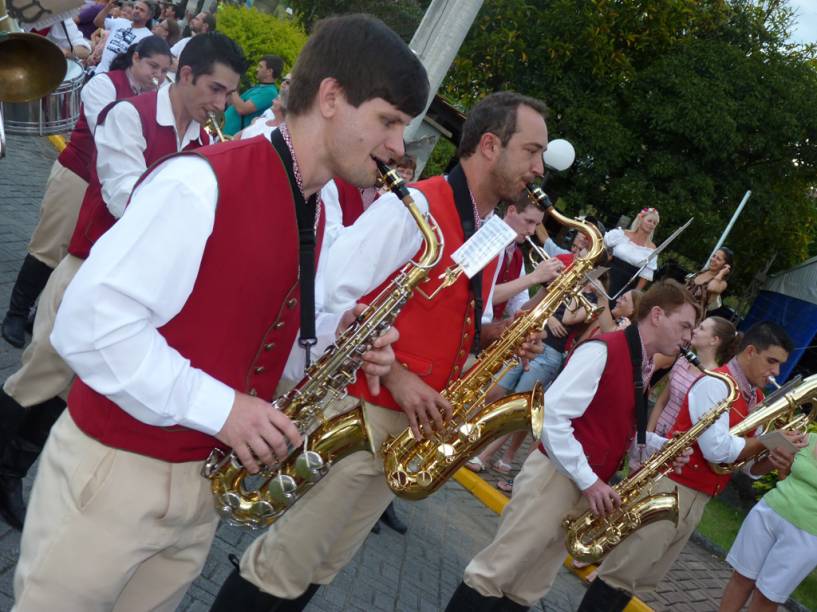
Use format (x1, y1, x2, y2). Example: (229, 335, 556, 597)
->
(0, 133, 790, 611)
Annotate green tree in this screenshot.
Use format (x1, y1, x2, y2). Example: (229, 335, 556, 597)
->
(439, 0, 817, 298)
(287, 0, 427, 41)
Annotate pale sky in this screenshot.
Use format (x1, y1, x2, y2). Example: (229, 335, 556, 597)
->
(789, 0, 817, 45)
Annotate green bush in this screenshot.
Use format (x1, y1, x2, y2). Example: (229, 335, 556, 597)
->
(216, 5, 308, 87)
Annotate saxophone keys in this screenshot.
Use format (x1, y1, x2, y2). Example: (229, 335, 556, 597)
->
(294, 450, 326, 481)
(267, 474, 298, 506)
(437, 443, 456, 462)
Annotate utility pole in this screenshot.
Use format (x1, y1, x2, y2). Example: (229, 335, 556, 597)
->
(405, 0, 484, 174)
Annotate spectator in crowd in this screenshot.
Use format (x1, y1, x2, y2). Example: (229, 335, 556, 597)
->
(223, 54, 284, 135)
(577, 288, 642, 343)
(76, 0, 108, 39)
(686, 247, 733, 318)
(92, 0, 153, 73)
(604, 207, 660, 299)
(719, 430, 817, 612)
(152, 16, 180, 45)
(170, 10, 214, 58)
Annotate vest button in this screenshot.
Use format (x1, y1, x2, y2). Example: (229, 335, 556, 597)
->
(287, 298, 298, 308)
(458, 349, 465, 357)
(274, 321, 285, 329)
(249, 388, 258, 397)
(255, 366, 266, 374)
(265, 342, 275, 351)
(463, 333, 470, 341)
(465, 317, 472, 326)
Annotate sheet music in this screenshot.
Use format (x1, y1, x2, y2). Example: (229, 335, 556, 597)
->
(451, 216, 517, 279)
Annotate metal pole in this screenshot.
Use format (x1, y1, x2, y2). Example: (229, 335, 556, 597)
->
(705, 190, 751, 267)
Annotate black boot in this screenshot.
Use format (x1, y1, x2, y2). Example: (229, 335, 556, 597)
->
(445, 581, 502, 612)
(2, 254, 53, 348)
(576, 578, 632, 612)
(495, 597, 529, 611)
(0, 388, 28, 445)
(380, 501, 407, 534)
(0, 395, 66, 530)
(210, 567, 285, 611)
(277, 583, 320, 612)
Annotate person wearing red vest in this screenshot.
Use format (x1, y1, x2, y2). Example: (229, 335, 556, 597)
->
(581, 321, 803, 612)
(13, 16, 426, 611)
(0, 36, 171, 349)
(0, 35, 217, 534)
(446, 281, 699, 611)
(208, 92, 554, 612)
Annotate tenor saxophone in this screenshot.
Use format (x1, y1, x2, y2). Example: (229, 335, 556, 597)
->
(708, 372, 817, 474)
(381, 184, 606, 500)
(563, 349, 739, 563)
(202, 161, 442, 529)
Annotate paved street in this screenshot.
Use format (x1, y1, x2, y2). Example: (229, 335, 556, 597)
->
(0, 133, 796, 612)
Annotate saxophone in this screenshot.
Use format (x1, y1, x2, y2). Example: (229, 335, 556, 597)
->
(381, 184, 606, 500)
(202, 161, 442, 529)
(709, 372, 817, 474)
(563, 349, 739, 564)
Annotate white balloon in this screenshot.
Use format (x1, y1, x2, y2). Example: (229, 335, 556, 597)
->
(543, 139, 575, 172)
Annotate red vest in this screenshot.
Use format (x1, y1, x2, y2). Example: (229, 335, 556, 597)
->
(347, 176, 498, 411)
(66, 90, 208, 259)
(68, 136, 324, 462)
(335, 177, 366, 226)
(668, 363, 764, 496)
(58, 70, 135, 183)
(539, 330, 639, 483)
(492, 244, 524, 320)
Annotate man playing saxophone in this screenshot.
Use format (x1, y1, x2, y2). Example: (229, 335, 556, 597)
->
(13, 16, 427, 611)
(445, 280, 698, 611)
(579, 321, 806, 611)
(209, 91, 562, 611)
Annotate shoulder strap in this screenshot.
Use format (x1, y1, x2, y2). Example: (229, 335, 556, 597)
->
(269, 129, 318, 367)
(624, 324, 648, 446)
(447, 163, 485, 351)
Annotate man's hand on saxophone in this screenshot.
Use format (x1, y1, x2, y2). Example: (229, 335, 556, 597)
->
(337, 303, 400, 396)
(583, 478, 622, 517)
(383, 363, 453, 441)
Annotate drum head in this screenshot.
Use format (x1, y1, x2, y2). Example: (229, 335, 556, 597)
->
(0, 33, 67, 103)
(64, 58, 85, 82)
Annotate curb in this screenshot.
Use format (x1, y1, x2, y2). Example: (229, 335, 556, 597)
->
(453, 468, 653, 612)
(47, 135, 67, 152)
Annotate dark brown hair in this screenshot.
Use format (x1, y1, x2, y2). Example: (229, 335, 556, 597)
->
(457, 91, 549, 159)
(287, 14, 428, 118)
(708, 316, 739, 364)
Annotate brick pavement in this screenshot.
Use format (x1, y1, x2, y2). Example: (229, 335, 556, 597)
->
(0, 133, 793, 612)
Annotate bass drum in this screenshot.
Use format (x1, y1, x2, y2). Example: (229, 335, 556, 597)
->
(1, 58, 83, 135)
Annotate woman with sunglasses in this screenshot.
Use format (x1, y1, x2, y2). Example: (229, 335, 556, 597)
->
(604, 207, 660, 303)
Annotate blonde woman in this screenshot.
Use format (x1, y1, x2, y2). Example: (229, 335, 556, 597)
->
(604, 207, 660, 299)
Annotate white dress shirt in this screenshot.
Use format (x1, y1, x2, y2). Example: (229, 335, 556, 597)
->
(170, 36, 192, 58)
(52, 154, 342, 435)
(80, 71, 137, 134)
(94, 83, 206, 218)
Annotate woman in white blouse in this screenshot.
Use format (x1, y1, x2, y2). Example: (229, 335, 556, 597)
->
(604, 207, 660, 300)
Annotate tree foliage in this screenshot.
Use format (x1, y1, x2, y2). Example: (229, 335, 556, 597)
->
(216, 5, 308, 86)
(440, 0, 817, 297)
(287, 0, 428, 41)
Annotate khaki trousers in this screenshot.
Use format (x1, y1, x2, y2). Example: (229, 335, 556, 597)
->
(3, 254, 82, 407)
(240, 398, 409, 598)
(464, 450, 587, 606)
(27, 160, 87, 269)
(13, 412, 219, 612)
(596, 479, 711, 594)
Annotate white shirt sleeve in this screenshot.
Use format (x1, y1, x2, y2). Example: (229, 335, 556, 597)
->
(104, 16, 129, 31)
(321, 188, 428, 314)
(51, 156, 236, 435)
(688, 376, 746, 464)
(604, 228, 626, 248)
(641, 257, 658, 281)
(170, 36, 191, 58)
(81, 73, 117, 133)
(94, 100, 147, 218)
(540, 341, 608, 491)
(503, 257, 529, 318)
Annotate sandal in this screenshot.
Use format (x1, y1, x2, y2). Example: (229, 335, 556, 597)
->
(465, 457, 486, 472)
(493, 459, 513, 474)
(496, 478, 513, 493)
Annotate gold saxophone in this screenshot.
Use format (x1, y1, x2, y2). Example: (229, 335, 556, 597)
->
(202, 161, 442, 529)
(381, 184, 606, 500)
(709, 372, 817, 474)
(564, 349, 739, 563)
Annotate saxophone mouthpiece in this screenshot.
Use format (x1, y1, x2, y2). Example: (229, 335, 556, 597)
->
(151, 77, 159, 88)
(525, 183, 553, 212)
(680, 346, 703, 371)
(767, 376, 781, 390)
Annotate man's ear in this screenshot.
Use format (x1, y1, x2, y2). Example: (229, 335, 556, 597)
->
(478, 131, 501, 162)
(316, 77, 344, 119)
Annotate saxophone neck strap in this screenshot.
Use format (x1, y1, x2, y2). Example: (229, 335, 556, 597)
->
(269, 129, 318, 367)
(625, 324, 648, 446)
(448, 163, 484, 351)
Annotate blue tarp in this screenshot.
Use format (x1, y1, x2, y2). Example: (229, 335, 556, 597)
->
(740, 290, 817, 383)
